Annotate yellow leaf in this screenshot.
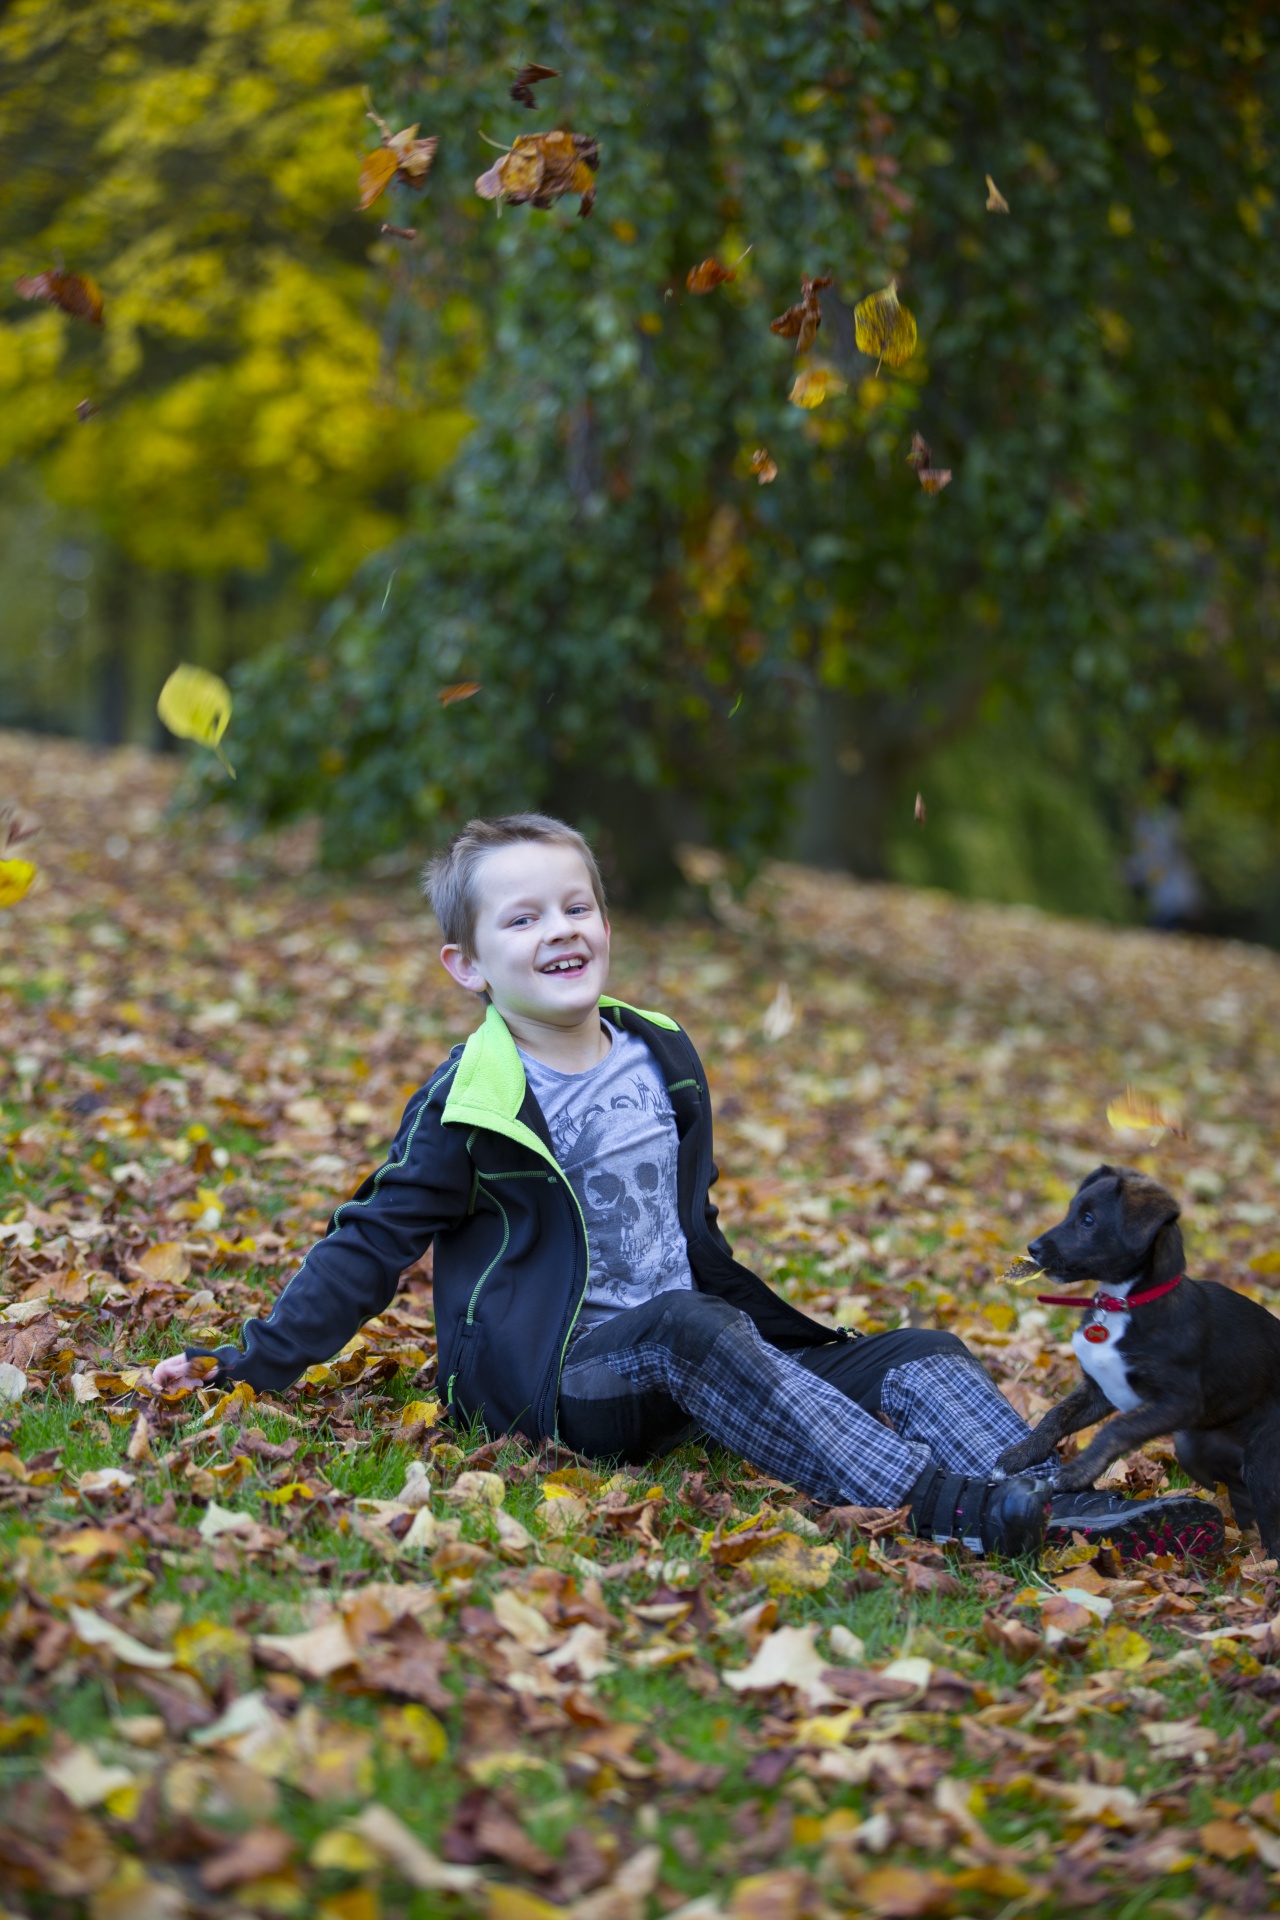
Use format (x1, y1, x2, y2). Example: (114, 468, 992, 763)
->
(1106, 1086, 1185, 1137)
(137, 1241, 191, 1284)
(358, 147, 399, 210)
(156, 664, 235, 777)
(853, 280, 919, 370)
(984, 174, 1010, 213)
(1097, 1624, 1152, 1670)
(311, 1829, 380, 1871)
(173, 1619, 253, 1692)
(319, 1889, 380, 1920)
(0, 859, 37, 907)
(788, 367, 847, 409)
(379, 1702, 448, 1765)
(854, 1865, 953, 1916)
(487, 1889, 565, 1920)
(953, 1864, 1029, 1896)
(398, 1398, 440, 1428)
(749, 1534, 841, 1594)
(1250, 1249, 1280, 1275)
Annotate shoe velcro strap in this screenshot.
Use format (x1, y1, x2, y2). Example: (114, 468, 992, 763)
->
(929, 1472, 970, 1545)
(954, 1477, 990, 1551)
(908, 1467, 945, 1537)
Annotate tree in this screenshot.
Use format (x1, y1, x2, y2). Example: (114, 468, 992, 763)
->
(0, 0, 472, 587)
(202, 2, 1280, 895)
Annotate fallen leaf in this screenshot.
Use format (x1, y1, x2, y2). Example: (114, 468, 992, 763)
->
(857, 1865, 954, 1917)
(44, 1743, 135, 1809)
(0, 1360, 27, 1402)
(724, 1623, 839, 1708)
(347, 1802, 481, 1891)
(749, 1534, 840, 1594)
(136, 1241, 191, 1284)
(985, 174, 1009, 213)
(156, 665, 235, 777)
(1141, 1717, 1218, 1761)
(199, 1825, 294, 1890)
(15, 269, 104, 325)
(853, 280, 918, 371)
(68, 1606, 175, 1670)
(1199, 1817, 1255, 1861)
(254, 1618, 358, 1680)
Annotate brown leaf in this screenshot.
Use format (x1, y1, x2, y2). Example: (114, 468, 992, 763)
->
(687, 248, 750, 295)
(511, 63, 560, 109)
(199, 1824, 294, 1890)
(15, 270, 104, 326)
(918, 468, 952, 494)
(857, 1865, 955, 1917)
(907, 432, 931, 470)
(476, 130, 600, 218)
(358, 121, 438, 210)
(0, 1312, 58, 1370)
(356, 1615, 451, 1708)
(76, 398, 100, 422)
(750, 448, 778, 485)
(438, 681, 482, 707)
(914, 791, 926, 824)
(770, 272, 834, 355)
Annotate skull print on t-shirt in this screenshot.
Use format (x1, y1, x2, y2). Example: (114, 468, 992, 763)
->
(520, 1026, 695, 1333)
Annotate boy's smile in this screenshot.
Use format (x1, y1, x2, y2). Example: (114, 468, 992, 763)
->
(439, 842, 612, 1069)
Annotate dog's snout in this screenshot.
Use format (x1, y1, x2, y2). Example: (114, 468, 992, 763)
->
(1028, 1235, 1047, 1264)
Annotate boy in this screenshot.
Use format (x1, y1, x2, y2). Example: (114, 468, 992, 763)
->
(153, 814, 1221, 1560)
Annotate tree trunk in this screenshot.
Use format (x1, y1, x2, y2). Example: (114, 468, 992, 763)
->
(93, 552, 133, 746)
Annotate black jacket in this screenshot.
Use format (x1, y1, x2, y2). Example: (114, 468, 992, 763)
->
(191, 999, 842, 1441)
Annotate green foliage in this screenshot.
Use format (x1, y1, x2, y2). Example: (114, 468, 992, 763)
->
(0, 0, 471, 586)
(171, 3, 1280, 891)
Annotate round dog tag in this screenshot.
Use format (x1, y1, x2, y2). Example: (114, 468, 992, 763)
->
(1083, 1324, 1109, 1344)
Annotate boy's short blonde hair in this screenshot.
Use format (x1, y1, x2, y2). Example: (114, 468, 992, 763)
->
(423, 814, 607, 956)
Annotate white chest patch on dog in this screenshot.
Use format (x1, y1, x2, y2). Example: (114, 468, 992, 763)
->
(1073, 1312, 1143, 1412)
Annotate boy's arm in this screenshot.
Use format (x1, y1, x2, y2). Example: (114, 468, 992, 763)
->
(177, 1085, 470, 1394)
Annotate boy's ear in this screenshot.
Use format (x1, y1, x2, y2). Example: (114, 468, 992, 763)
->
(439, 944, 488, 995)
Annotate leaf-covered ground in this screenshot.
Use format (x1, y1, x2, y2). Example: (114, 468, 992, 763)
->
(3, 730, 1280, 1920)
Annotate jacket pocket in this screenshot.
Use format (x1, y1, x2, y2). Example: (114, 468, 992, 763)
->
(446, 1321, 480, 1420)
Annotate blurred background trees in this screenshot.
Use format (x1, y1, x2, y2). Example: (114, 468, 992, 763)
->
(3, 0, 1279, 936)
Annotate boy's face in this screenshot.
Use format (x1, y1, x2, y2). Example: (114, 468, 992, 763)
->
(440, 842, 611, 1026)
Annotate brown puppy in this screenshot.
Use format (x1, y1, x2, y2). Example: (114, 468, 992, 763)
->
(996, 1164, 1280, 1554)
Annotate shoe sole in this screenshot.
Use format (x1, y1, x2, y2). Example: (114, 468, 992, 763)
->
(1046, 1497, 1226, 1563)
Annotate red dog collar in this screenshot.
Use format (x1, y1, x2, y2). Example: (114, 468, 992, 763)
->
(1036, 1275, 1184, 1312)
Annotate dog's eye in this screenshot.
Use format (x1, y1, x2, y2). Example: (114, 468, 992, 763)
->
(1082, 1211, 1094, 1227)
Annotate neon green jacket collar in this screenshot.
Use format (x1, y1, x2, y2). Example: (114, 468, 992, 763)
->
(440, 997, 679, 1165)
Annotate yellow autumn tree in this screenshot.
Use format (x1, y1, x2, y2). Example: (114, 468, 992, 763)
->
(0, 0, 471, 588)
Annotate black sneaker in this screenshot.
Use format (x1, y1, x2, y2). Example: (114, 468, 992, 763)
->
(1047, 1486, 1224, 1561)
(908, 1467, 1049, 1557)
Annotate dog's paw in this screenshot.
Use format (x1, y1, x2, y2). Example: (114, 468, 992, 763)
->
(996, 1442, 1039, 1473)
(1052, 1463, 1095, 1494)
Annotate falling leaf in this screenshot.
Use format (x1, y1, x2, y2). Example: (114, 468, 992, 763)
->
(919, 467, 952, 494)
(358, 111, 438, 210)
(761, 981, 796, 1041)
(853, 280, 918, 371)
(906, 432, 931, 469)
(750, 448, 778, 484)
(985, 173, 1010, 213)
(510, 63, 561, 109)
(904, 430, 950, 492)
(770, 272, 834, 355)
(438, 681, 482, 706)
(914, 792, 926, 825)
(1106, 1086, 1186, 1137)
(76, 398, 100, 422)
(687, 247, 751, 295)
(15, 270, 104, 326)
(788, 367, 846, 409)
(0, 859, 37, 906)
(156, 664, 235, 777)
(476, 131, 601, 218)
(380, 223, 417, 239)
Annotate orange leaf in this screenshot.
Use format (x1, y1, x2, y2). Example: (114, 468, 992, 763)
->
(358, 148, 399, 210)
(438, 682, 481, 707)
(15, 270, 104, 326)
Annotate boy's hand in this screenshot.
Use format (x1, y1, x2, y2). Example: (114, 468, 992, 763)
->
(149, 1352, 216, 1393)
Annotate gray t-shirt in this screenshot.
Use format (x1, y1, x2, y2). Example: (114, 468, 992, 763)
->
(519, 1025, 694, 1333)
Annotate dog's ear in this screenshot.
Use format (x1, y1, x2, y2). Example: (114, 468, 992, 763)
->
(1074, 1164, 1116, 1197)
(1118, 1177, 1180, 1266)
(1145, 1216, 1185, 1284)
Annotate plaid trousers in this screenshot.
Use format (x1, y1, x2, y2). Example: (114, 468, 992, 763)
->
(558, 1291, 1045, 1509)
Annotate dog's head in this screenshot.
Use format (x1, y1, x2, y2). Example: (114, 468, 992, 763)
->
(1028, 1165, 1184, 1286)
